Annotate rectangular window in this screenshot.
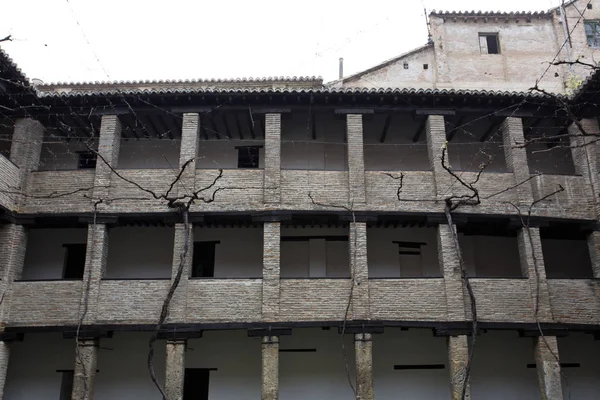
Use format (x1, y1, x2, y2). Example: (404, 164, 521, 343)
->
(236, 146, 260, 168)
(585, 20, 600, 48)
(479, 33, 500, 54)
(62, 244, 86, 279)
(184, 368, 211, 400)
(192, 242, 219, 278)
(77, 151, 97, 169)
(394, 241, 425, 277)
(59, 370, 74, 400)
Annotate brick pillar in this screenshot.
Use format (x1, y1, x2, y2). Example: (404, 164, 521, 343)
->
(170, 223, 193, 321)
(177, 113, 200, 198)
(165, 339, 186, 400)
(534, 336, 563, 400)
(264, 114, 281, 205)
(587, 231, 600, 278)
(10, 118, 44, 206)
(569, 119, 600, 218)
(350, 222, 369, 320)
(355, 333, 373, 400)
(262, 222, 280, 321)
(0, 224, 27, 324)
(347, 114, 366, 205)
(501, 117, 533, 202)
(72, 339, 99, 400)
(80, 224, 109, 324)
(438, 224, 466, 321)
(93, 115, 122, 203)
(262, 335, 279, 400)
(447, 335, 472, 400)
(517, 228, 553, 322)
(426, 115, 452, 200)
(0, 341, 10, 398)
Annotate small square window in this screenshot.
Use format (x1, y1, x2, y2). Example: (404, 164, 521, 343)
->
(236, 146, 260, 168)
(588, 3, 593, 9)
(585, 20, 600, 48)
(77, 151, 97, 169)
(479, 33, 500, 54)
(403, 62, 409, 69)
(62, 244, 86, 279)
(423, 64, 429, 70)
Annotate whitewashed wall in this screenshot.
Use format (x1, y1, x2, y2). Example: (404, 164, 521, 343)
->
(280, 227, 349, 278)
(22, 228, 88, 280)
(194, 227, 263, 278)
(117, 139, 180, 169)
(367, 228, 440, 278)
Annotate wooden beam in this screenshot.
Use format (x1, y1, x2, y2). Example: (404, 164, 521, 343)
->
(446, 116, 466, 141)
(311, 113, 317, 140)
(334, 108, 375, 114)
(208, 115, 220, 140)
(523, 117, 541, 133)
(415, 109, 456, 116)
(480, 120, 503, 142)
(412, 118, 427, 142)
(169, 106, 213, 113)
(246, 112, 256, 139)
(251, 108, 292, 114)
(221, 114, 232, 140)
(379, 115, 392, 143)
(154, 115, 174, 140)
(199, 115, 209, 140)
(235, 113, 245, 140)
(121, 117, 140, 140)
(143, 114, 161, 139)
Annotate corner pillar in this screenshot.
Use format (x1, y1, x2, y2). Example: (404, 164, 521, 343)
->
(0, 224, 27, 323)
(534, 336, 563, 400)
(426, 115, 451, 200)
(80, 223, 109, 323)
(438, 224, 467, 321)
(72, 339, 99, 400)
(262, 222, 281, 321)
(569, 119, 600, 218)
(264, 114, 281, 205)
(501, 117, 534, 202)
(261, 335, 279, 400)
(165, 339, 187, 400)
(355, 333, 373, 400)
(177, 113, 200, 198)
(93, 115, 122, 204)
(350, 222, 369, 320)
(346, 114, 366, 205)
(587, 231, 600, 278)
(10, 118, 44, 205)
(447, 335, 472, 400)
(169, 222, 193, 321)
(0, 341, 10, 398)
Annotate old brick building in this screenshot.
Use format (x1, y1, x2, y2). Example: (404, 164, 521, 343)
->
(1, 1, 600, 399)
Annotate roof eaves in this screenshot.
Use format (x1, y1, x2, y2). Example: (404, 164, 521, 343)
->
(429, 10, 552, 18)
(0, 47, 30, 88)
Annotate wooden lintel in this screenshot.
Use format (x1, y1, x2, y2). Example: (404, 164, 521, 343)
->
(221, 114, 232, 140)
(334, 108, 375, 115)
(415, 109, 456, 116)
(493, 110, 535, 118)
(251, 108, 292, 114)
(235, 114, 245, 140)
(446, 116, 466, 141)
(199, 115, 209, 140)
(480, 121, 503, 142)
(379, 115, 392, 143)
(412, 119, 427, 142)
(169, 106, 213, 113)
(247, 328, 292, 337)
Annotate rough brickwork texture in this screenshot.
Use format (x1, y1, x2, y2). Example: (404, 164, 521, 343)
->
(426, 115, 452, 199)
(547, 279, 600, 324)
(355, 333, 373, 400)
(369, 279, 447, 320)
(281, 171, 348, 208)
(0, 342, 9, 399)
(106, 169, 174, 212)
(261, 336, 279, 400)
(0, 155, 20, 211)
(447, 335, 471, 400)
(10, 281, 82, 326)
(469, 279, 533, 322)
(94, 115, 122, 205)
(350, 223, 369, 320)
(347, 114, 366, 205)
(534, 336, 563, 400)
(262, 222, 280, 321)
(588, 231, 600, 278)
(264, 113, 281, 205)
(22, 170, 95, 213)
(501, 117, 533, 202)
(191, 169, 264, 211)
(517, 228, 553, 322)
(531, 174, 594, 220)
(186, 280, 262, 323)
(438, 225, 467, 321)
(569, 119, 600, 219)
(279, 279, 351, 321)
(169, 223, 192, 322)
(165, 339, 186, 400)
(10, 119, 43, 186)
(81, 224, 109, 324)
(365, 171, 435, 210)
(72, 339, 99, 400)
(96, 280, 169, 324)
(177, 113, 200, 199)
(0, 224, 27, 325)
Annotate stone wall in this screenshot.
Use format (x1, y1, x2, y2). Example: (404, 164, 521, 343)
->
(0, 155, 20, 211)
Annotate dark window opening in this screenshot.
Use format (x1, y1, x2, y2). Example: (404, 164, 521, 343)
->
(192, 242, 219, 278)
(585, 20, 600, 47)
(62, 244, 86, 279)
(280, 348, 317, 353)
(394, 241, 426, 277)
(184, 368, 211, 400)
(58, 370, 74, 400)
(237, 146, 260, 168)
(423, 64, 429, 70)
(77, 151, 97, 169)
(403, 62, 409, 69)
(588, 3, 593, 9)
(394, 364, 445, 370)
(479, 33, 500, 54)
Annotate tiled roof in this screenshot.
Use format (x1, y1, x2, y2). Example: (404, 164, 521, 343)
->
(0, 48, 30, 88)
(429, 10, 552, 17)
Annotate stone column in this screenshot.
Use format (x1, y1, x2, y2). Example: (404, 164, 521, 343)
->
(354, 333, 373, 400)
(0, 341, 10, 399)
(80, 223, 109, 324)
(426, 115, 451, 200)
(437, 224, 466, 321)
(501, 117, 534, 202)
(569, 119, 600, 218)
(10, 118, 44, 206)
(0, 224, 27, 324)
(165, 339, 187, 400)
(447, 335, 471, 400)
(534, 336, 563, 400)
(93, 115, 122, 203)
(261, 336, 279, 400)
(264, 114, 281, 205)
(72, 339, 99, 400)
(517, 227, 553, 322)
(262, 222, 280, 321)
(346, 114, 366, 205)
(350, 222, 369, 320)
(169, 222, 193, 321)
(587, 231, 600, 278)
(177, 113, 200, 198)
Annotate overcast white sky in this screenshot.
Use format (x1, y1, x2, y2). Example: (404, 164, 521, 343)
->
(2, 0, 560, 84)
